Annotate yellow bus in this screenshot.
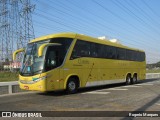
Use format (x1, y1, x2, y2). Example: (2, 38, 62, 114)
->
(13, 33, 146, 93)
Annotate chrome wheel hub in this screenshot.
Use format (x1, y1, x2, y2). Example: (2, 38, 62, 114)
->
(68, 81, 76, 90)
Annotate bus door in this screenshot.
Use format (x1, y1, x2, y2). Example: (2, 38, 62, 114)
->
(45, 46, 62, 91)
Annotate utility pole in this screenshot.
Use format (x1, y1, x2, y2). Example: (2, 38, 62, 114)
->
(0, 0, 35, 62)
(19, 0, 35, 49)
(0, 0, 12, 62)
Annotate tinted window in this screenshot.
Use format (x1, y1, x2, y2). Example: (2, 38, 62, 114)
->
(126, 50, 132, 61)
(133, 51, 138, 61)
(117, 48, 126, 60)
(71, 40, 90, 59)
(97, 45, 106, 58)
(106, 46, 117, 59)
(45, 38, 73, 71)
(139, 52, 145, 61)
(90, 43, 101, 58)
(70, 39, 145, 62)
(50, 37, 73, 52)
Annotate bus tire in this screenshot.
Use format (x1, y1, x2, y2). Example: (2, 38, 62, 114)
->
(66, 78, 78, 94)
(132, 74, 137, 84)
(126, 74, 131, 85)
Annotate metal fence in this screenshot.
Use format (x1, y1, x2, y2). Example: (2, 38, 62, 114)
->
(146, 73, 160, 79)
(0, 81, 27, 95)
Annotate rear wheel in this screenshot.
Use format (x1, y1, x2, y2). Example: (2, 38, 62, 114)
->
(132, 74, 137, 84)
(126, 74, 131, 85)
(66, 78, 78, 94)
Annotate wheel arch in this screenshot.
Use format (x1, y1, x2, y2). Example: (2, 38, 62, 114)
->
(133, 72, 137, 77)
(125, 72, 131, 79)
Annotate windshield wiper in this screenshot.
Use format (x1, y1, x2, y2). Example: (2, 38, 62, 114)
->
(33, 69, 43, 74)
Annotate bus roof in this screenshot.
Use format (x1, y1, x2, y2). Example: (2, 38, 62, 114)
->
(30, 32, 76, 43)
(30, 32, 144, 52)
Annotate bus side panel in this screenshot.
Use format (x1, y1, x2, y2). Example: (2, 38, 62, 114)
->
(46, 69, 60, 91)
(97, 59, 126, 84)
(139, 62, 146, 80)
(59, 58, 92, 89)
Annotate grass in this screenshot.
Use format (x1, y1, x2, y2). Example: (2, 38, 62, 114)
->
(0, 71, 19, 82)
(146, 69, 160, 73)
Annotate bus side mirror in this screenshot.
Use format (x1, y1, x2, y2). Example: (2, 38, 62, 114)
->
(13, 48, 25, 61)
(38, 43, 61, 57)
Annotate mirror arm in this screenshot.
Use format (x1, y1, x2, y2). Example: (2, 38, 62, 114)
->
(38, 43, 61, 57)
(13, 48, 25, 61)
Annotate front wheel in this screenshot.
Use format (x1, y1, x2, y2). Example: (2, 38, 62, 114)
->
(66, 78, 78, 94)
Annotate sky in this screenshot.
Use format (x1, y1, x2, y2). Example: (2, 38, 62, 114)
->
(31, 0, 160, 64)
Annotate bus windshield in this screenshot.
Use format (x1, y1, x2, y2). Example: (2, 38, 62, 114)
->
(20, 37, 73, 76)
(20, 40, 49, 76)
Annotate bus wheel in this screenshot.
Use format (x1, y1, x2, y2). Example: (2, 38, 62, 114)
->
(66, 78, 78, 94)
(126, 74, 131, 85)
(132, 74, 137, 84)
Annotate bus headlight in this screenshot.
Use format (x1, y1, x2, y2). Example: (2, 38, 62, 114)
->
(32, 76, 46, 82)
(20, 76, 46, 84)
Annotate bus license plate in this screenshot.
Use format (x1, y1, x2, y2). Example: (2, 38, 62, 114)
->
(24, 86, 29, 90)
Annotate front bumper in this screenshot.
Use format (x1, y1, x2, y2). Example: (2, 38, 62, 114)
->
(19, 77, 47, 92)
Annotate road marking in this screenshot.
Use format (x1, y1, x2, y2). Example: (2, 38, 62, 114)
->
(122, 85, 142, 88)
(0, 91, 37, 98)
(148, 81, 160, 84)
(107, 88, 128, 91)
(92, 87, 128, 92)
(82, 91, 110, 94)
(156, 103, 160, 105)
(136, 83, 154, 86)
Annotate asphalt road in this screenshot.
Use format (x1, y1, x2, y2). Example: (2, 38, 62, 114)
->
(0, 78, 160, 119)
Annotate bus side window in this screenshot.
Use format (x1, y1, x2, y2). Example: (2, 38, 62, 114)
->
(90, 43, 99, 58)
(97, 45, 105, 58)
(70, 42, 82, 59)
(71, 40, 90, 59)
(117, 48, 126, 60)
(126, 50, 132, 61)
(107, 46, 116, 59)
